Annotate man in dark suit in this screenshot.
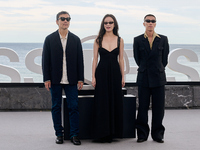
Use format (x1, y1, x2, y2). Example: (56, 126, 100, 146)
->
(42, 11, 84, 145)
(133, 14, 169, 143)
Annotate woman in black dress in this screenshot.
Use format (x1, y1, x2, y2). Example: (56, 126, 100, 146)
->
(92, 14, 125, 142)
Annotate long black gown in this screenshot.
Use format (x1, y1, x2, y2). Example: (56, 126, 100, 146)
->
(93, 37, 123, 139)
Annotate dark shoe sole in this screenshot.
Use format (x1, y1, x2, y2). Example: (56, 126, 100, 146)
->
(153, 139, 164, 143)
(71, 141, 81, 145)
(137, 139, 147, 143)
(56, 140, 63, 144)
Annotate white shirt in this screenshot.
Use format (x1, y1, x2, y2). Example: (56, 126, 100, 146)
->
(59, 32, 69, 84)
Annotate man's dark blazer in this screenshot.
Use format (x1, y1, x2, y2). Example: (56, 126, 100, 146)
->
(42, 30, 84, 85)
(133, 34, 169, 87)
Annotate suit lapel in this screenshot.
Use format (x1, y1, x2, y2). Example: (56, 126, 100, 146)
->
(152, 36, 160, 51)
(148, 36, 161, 59)
(54, 30, 63, 51)
(142, 36, 151, 55)
(66, 31, 71, 52)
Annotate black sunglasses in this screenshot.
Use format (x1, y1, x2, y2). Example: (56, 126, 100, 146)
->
(59, 17, 71, 21)
(145, 19, 156, 23)
(104, 21, 114, 25)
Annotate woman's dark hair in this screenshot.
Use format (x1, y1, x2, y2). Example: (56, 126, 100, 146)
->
(96, 14, 119, 47)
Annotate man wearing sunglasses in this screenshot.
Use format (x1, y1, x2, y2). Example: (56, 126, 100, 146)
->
(42, 11, 84, 145)
(133, 14, 169, 143)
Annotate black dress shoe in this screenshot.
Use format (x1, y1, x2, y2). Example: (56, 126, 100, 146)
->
(154, 139, 164, 143)
(137, 138, 147, 143)
(71, 136, 81, 145)
(56, 136, 63, 144)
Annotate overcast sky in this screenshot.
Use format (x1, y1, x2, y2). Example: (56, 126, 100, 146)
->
(0, 0, 200, 44)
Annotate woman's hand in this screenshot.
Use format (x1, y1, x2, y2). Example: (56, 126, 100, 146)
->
(92, 77, 96, 88)
(122, 78, 125, 87)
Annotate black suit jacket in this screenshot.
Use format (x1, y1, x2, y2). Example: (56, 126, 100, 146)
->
(133, 34, 169, 87)
(42, 30, 84, 85)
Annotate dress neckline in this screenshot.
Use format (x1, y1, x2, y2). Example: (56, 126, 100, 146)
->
(101, 47, 118, 52)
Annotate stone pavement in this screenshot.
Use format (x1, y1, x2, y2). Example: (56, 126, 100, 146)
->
(0, 109, 200, 150)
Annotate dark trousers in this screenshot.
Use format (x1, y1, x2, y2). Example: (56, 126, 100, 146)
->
(136, 85, 165, 141)
(50, 84, 79, 138)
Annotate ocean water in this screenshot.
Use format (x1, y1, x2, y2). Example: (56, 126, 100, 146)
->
(0, 43, 200, 83)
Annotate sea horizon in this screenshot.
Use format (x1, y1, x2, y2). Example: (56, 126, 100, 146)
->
(0, 43, 200, 83)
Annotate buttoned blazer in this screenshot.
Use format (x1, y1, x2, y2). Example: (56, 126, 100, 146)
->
(133, 34, 169, 87)
(42, 30, 84, 85)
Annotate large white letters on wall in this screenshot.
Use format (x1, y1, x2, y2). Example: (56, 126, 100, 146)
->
(0, 36, 199, 83)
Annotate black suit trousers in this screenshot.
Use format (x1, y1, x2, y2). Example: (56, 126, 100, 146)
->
(136, 85, 165, 140)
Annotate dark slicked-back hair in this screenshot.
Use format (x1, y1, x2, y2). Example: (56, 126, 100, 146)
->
(144, 14, 156, 21)
(56, 11, 70, 20)
(96, 14, 119, 47)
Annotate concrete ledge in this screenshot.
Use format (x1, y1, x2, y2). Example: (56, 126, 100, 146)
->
(0, 85, 200, 110)
(0, 87, 51, 110)
(126, 85, 200, 109)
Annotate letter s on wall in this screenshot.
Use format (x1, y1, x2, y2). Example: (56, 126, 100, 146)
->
(0, 48, 21, 82)
(168, 48, 200, 81)
(25, 48, 42, 82)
